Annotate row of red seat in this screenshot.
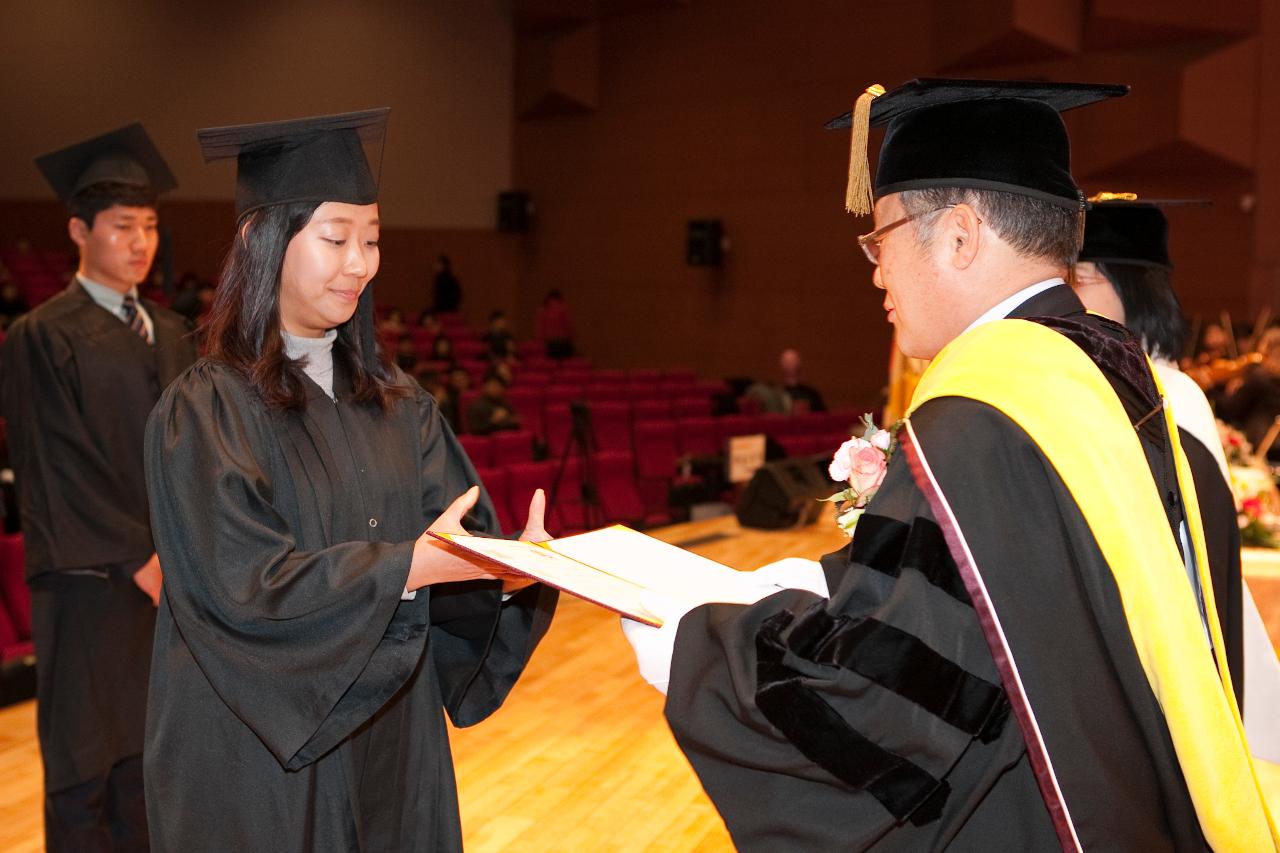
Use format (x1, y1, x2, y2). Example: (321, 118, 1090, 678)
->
(461, 408, 859, 467)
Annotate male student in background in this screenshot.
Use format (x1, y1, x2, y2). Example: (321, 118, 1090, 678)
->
(1, 124, 196, 851)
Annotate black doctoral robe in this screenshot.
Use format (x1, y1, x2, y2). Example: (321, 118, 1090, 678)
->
(143, 359, 556, 852)
(662, 286, 1214, 850)
(0, 280, 195, 791)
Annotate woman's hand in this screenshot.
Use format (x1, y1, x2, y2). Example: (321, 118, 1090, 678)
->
(504, 489, 549, 595)
(407, 487, 503, 590)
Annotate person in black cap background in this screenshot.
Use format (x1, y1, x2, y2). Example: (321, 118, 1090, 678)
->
(1075, 195, 1247, 692)
(142, 108, 557, 851)
(623, 79, 1275, 850)
(0, 123, 196, 851)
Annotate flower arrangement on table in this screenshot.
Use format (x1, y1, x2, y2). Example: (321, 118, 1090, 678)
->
(823, 414, 895, 536)
(1218, 420, 1280, 548)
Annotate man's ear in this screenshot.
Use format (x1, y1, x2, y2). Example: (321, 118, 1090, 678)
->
(946, 203, 983, 270)
(67, 216, 90, 249)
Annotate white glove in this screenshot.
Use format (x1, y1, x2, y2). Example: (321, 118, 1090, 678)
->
(747, 558, 830, 598)
(621, 591, 694, 696)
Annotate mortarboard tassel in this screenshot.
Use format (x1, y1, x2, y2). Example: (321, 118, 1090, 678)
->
(845, 83, 885, 215)
(1088, 191, 1138, 203)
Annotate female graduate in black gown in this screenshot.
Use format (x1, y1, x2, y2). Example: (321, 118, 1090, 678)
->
(143, 109, 557, 851)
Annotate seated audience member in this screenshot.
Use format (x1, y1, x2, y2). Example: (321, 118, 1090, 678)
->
(779, 347, 826, 412)
(483, 310, 518, 361)
(439, 364, 471, 432)
(1219, 328, 1280, 459)
(170, 271, 203, 322)
(380, 307, 407, 338)
(743, 348, 828, 414)
(195, 282, 216, 322)
(432, 335, 456, 364)
(536, 289, 574, 358)
(413, 366, 449, 405)
(0, 278, 29, 330)
(394, 335, 418, 371)
(467, 371, 521, 435)
(417, 308, 443, 338)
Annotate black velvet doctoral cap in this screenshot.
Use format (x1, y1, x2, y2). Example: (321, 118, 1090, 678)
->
(1080, 194, 1209, 270)
(826, 79, 1128, 214)
(35, 123, 177, 201)
(196, 108, 389, 219)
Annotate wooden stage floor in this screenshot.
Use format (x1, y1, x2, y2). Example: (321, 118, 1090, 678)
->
(0, 515, 848, 853)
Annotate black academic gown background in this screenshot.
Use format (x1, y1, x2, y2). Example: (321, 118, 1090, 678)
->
(144, 359, 555, 852)
(0, 281, 195, 792)
(663, 286, 1204, 850)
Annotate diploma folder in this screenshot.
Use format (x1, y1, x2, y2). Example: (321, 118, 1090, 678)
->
(431, 525, 765, 626)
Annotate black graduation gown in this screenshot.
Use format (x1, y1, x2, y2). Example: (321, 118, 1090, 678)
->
(0, 280, 195, 792)
(663, 286, 1205, 850)
(143, 359, 556, 852)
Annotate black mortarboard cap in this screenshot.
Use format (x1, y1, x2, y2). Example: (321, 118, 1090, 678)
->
(196, 108, 389, 219)
(35, 123, 177, 201)
(825, 79, 1129, 215)
(1080, 192, 1210, 270)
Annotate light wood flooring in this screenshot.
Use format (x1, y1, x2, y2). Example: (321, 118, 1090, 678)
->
(0, 515, 848, 852)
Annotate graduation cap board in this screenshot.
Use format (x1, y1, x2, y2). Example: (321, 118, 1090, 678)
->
(1081, 192, 1211, 270)
(196, 107, 389, 220)
(35, 123, 177, 201)
(825, 78, 1130, 215)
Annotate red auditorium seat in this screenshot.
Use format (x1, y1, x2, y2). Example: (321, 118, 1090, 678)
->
(593, 369, 625, 384)
(475, 466, 517, 534)
(673, 396, 712, 418)
(716, 414, 766, 443)
(593, 451, 646, 527)
(459, 390, 482, 432)
(628, 369, 661, 385)
(561, 356, 592, 370)
(544, 385, 582, 408)
(634, 420, 678, 480)
(544, 403, 574, 457)
(632, 399, 671, 422)
(506, 388, 545, 437)
(458, 434, 493, 467)
(555, 368, 591, 386)
(589, 402, 631, 452)
(663, 367, 696, 383)
(508, 461, 560, 536)
(455, 339, 486, 360)
(491, 430, 537, 465)
(676, 416, 719, 457)
(0, 533, 30, 642)
(548, 457, 587, 534)
(0, 601, 18, 654)
(586, 384, 627, 404)
(628, 383, 663, 404)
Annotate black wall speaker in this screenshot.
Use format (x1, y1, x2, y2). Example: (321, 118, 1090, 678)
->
(686, 219, 723, 266)
(498, 191, 531, 232)
(735, 455, 834, 529)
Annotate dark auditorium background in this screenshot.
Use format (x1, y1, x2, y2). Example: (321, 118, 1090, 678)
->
(0, 0, 1276, 408)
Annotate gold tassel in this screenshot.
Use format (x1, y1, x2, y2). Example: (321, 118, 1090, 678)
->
(845, 83, 886, 215)
(1088, 191, 1138, 202)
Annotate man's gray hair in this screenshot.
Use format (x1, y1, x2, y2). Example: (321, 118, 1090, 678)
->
(899, 187, 1081, 268)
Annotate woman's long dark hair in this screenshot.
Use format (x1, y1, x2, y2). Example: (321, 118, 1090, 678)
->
(1098, 261, 1189, 362)
(202, 200, 410, 411)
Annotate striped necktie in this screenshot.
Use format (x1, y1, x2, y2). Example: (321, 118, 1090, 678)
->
(121, 294, 152, 344)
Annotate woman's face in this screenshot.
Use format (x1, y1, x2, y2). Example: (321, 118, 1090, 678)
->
(1072, 261, 1125, 324)
(279, 202, 380, 337)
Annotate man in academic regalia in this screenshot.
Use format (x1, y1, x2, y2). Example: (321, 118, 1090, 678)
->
(0, 124, 196, 851)
(624, 79, 1277, 850)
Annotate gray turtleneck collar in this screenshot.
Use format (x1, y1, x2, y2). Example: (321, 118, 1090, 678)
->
(282, 329, 338, 400)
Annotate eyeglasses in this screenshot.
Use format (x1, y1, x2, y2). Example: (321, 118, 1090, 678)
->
(857, 205, 979, 266)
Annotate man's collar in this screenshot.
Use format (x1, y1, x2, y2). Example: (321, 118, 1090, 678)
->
(77, 274, 138, 311)
(961, 277, 1065, 336)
